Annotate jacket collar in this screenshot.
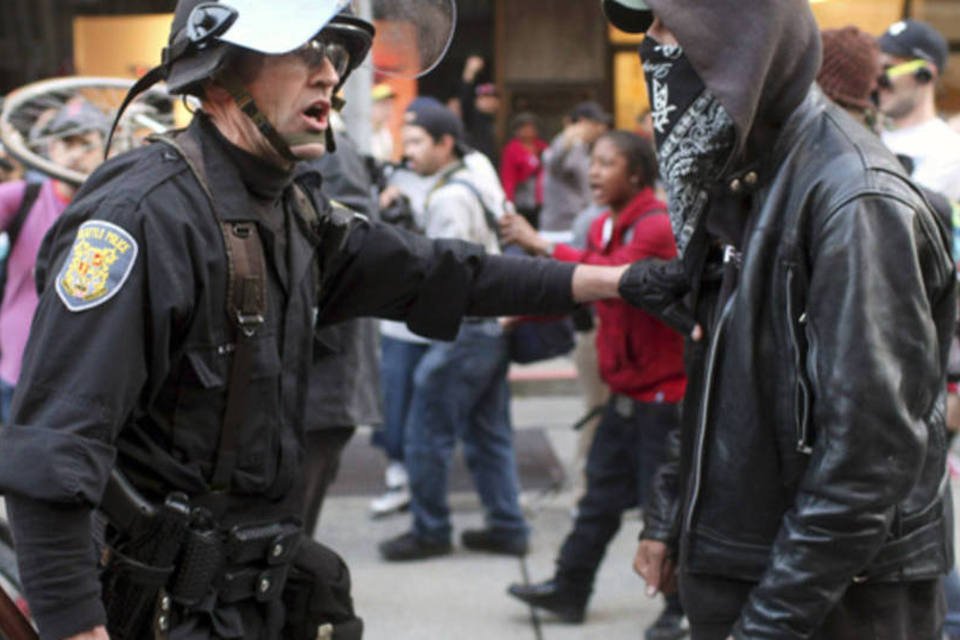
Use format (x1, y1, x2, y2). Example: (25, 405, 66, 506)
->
(186, 115, 295, 223)
(716, 86, 827, 199)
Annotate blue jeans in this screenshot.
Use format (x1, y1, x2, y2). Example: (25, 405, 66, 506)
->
(0, 379, 14, 425)
(557, 396, 679, 590)
(404, 321, 527, 544)
(372, 336, 429, 462)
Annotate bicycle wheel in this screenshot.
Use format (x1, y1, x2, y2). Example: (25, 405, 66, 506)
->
(0, 76, 175, 187)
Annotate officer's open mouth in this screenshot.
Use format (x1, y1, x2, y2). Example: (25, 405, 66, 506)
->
(301, 103, 329, 129)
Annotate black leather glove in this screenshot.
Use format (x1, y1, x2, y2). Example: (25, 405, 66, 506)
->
(618, 258, 696, 336)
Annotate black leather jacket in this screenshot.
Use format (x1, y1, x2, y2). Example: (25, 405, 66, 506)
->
(643, 89, 957, 638)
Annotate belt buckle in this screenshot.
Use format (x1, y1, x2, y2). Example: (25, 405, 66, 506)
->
(614, 395, 634, 418)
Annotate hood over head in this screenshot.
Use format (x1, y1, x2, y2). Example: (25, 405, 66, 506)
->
(643, 0, 822, 165)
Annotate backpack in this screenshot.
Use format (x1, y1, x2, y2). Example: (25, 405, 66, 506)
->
(0, 182, 42, 304)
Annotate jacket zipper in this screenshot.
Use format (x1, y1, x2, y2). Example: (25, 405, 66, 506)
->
(684, 251, 737, 534)
(786, 267, 813, 455)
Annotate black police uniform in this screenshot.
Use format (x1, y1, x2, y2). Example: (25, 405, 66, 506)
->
(0, 114, 576, 640)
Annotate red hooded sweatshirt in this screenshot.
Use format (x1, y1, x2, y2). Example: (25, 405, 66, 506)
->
(499, 137, 548, 205)
(553, 188, 686, 403)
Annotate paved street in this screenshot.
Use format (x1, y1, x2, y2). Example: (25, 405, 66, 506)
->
(4, 367, 956, 639)
(316, 392, 665, 640)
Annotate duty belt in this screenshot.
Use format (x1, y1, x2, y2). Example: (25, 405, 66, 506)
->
(100, 471, 303, 609)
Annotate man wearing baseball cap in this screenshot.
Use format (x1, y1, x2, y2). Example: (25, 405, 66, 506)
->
(877, 19, 960, 200)
(377, 97, 532, 562)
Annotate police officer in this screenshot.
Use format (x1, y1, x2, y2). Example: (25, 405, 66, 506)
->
(0, 2, 642, 639)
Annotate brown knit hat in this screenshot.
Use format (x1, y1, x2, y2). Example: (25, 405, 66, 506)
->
(818, 27, 882, 111)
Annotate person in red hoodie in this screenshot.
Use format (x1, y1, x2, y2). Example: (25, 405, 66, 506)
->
(499, 130, 688, 638)
(499, 112, 548, 227)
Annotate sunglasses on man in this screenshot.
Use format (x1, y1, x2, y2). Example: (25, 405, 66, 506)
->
(876, 59, 933, 90)
(295, 33, 352, 77)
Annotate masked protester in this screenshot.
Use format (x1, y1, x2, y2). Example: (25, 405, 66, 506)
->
(0, 2, 650, 639)
(607, 1, 957, 638)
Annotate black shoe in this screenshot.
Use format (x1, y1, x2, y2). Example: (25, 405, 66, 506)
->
(378, 531, 452, 562)
(507, 578, 588, 623)
(461, 528, 529, 556)
(644, 608, 689, 640)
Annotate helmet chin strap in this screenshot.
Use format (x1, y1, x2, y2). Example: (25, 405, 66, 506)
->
(218, 70, 344, 161)
(283, 131, 330, 148)
(218, 70, 300, 163)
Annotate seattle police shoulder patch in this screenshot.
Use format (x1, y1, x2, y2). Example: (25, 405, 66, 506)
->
(56, 220, 139, 312)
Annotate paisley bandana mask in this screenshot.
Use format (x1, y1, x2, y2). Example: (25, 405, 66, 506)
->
(639, 36, 736, 258)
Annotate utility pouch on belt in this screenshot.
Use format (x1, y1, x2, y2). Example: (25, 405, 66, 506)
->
(282, 538, 363, 640)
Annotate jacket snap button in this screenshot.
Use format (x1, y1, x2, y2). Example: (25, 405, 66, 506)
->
(160, 595, 171, 612)
(157, 614, 169, 631)
(272, 543, 284, 558)
(259, 577, 272, 593)
(729, 178, 742, 193)
(744, 171, 758, 185)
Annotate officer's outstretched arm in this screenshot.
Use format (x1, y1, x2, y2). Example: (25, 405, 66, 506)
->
(570, 263, 628, 303)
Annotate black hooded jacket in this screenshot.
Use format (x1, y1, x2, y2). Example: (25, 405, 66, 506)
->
(640, 0, 957, 637)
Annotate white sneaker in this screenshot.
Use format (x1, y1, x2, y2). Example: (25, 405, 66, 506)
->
(385, 462, 408, 490)
(369, 486, 410, 518)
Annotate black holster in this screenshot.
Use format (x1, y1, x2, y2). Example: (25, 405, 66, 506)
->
(100, 491, 191, 640)
(282, 538, 363, 640)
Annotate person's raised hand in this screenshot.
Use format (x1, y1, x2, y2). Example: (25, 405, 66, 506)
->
(562, 121, 587, 148)
(463, 55, 485, 82)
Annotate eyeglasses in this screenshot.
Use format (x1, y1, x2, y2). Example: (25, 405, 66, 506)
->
(295, 35, 351, 77)
(877, 59, 930, 90)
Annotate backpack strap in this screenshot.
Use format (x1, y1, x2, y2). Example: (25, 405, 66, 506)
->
(0, 182, 43, 304)
(445, 178, 501, 239)
(601, 207, 668, 249)
(622, 208, 667, 245)
(426, 163, 502, 247)
(7, 182, 42, 253)
(153, 132, 267, 492)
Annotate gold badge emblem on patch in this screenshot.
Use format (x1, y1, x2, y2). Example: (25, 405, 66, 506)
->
(56, 220, 138, 312)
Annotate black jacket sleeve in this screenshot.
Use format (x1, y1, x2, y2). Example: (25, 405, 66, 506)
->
(318, 220, 577, 340)
(0, 192, 193, 639)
